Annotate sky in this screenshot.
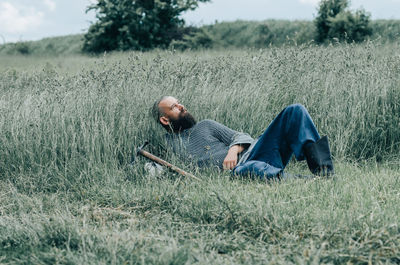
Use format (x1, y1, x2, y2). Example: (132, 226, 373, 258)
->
(0, 0, 400, 43)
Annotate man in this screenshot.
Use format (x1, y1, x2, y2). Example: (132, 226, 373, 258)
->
(151, 96, 334, 179)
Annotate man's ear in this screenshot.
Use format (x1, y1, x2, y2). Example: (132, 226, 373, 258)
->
(160, 116, 169, 126)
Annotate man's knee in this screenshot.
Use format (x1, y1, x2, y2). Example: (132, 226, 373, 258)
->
(286, 103, 307, 114)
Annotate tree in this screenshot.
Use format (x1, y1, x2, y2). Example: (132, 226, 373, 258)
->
(315, 0, 372, 43)
(83, 0, 210, 53)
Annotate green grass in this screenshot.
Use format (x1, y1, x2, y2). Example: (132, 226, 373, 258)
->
(1, 163, 400, 264)
(1, 41, 400, 264)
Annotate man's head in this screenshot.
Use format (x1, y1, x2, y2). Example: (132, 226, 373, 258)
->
(152, 96, 197, 132)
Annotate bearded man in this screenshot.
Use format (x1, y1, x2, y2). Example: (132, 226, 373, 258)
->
(151, 96, 334, 179)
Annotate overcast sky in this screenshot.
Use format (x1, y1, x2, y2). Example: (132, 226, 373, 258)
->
(1, 0, 400, 43)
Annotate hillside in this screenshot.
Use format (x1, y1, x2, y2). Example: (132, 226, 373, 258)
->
(0, 34, 84, 56)
(0, 19, 399, 56)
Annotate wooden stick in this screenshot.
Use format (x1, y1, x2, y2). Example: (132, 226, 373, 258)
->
(138, 149, 201, 181)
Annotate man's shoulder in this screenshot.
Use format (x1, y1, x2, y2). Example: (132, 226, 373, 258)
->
(198, 119, 218, 125)
(196, 119, 222, 128)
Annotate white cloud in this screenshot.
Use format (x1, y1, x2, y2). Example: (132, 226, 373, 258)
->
(299, 0, 319, 6)
(0, 2, 44, 34)
(43, 0, 56, 11)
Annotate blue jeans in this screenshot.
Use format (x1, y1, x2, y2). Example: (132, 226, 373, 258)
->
(233, 104, 320, 179)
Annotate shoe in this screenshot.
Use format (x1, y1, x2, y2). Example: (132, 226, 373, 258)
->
(303, 136, 334, 177)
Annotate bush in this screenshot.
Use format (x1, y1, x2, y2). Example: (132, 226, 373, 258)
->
(328, 9, 372, 42)
(169, 27, 213, 50)
(315, 0, 372, 43)
(371, 20, 400, 42)
(14, 42, 31, 55)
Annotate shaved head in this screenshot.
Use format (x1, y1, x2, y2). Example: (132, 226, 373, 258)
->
(151, 96, 170, 123)
(151, 96, 196, 132)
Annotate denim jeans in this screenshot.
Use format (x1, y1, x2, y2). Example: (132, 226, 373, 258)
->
(233, 104, 320, 179)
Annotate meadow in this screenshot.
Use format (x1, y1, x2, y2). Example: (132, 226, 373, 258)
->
(1, 41, 400, 264)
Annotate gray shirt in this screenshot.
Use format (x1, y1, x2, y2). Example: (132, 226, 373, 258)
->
(165, 119, 255, 169)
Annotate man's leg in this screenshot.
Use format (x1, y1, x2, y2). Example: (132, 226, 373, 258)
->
(234, 104, 322, 179)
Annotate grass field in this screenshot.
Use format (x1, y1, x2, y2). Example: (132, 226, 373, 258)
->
(1, 41, 400, 264)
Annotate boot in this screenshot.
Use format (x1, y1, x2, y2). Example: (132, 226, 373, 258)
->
(303, 136, 334, 176)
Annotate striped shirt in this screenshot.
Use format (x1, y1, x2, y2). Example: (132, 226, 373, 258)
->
(165, 119, 255, 169)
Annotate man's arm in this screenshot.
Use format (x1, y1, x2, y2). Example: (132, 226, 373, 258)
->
(223, 130, 254, 170)
(207, 120, 253, 146)
(204, 120, 254, 169)
(223, 144, 252, 170)
(206, 120, 254, 170)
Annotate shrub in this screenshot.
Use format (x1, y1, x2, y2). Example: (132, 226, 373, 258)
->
(169, 27, 213, 50)
(328, 9, 372, 42)
(370, 20, 400, 42)
(14, 42, 31, 55)
(315, 0, 372, 43)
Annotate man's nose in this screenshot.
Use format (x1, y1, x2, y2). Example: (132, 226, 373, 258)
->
(177, 103, 185, 111)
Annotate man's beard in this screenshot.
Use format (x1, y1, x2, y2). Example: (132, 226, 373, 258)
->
(169, 111, 197, 132)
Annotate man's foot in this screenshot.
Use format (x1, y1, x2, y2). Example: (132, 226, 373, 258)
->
(303, 136, 334, 177)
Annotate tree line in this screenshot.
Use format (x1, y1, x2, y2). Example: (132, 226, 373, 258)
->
(1, 0, 399, 56)
(83, 0, 376, 53)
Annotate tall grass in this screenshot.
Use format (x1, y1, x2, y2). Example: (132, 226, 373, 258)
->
(1, 41, 399, 172)
(1, 42, 400, 263)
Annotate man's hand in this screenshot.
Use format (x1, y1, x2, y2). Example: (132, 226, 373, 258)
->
(223, 145, 246, 170)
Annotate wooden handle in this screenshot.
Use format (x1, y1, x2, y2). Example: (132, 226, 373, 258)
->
(138, 149, 201, 181)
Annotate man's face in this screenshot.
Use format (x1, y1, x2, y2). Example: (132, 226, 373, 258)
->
(158, 97, 196, 132)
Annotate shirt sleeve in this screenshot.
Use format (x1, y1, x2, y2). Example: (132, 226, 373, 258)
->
(229, 131, 254, 148)
(205, 119, 254, 148)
